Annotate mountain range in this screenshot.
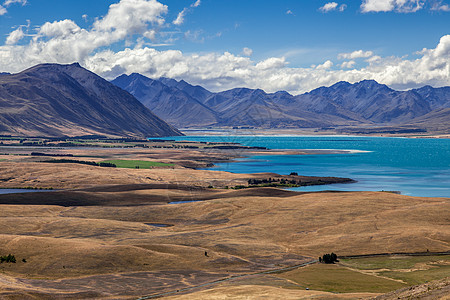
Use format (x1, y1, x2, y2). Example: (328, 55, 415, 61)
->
(112, 73, 450, 133)
(1, 63, 448, 138)
(0, 63, 182, 138)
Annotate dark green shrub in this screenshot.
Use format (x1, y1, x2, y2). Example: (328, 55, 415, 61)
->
(0, 254, 16, 263)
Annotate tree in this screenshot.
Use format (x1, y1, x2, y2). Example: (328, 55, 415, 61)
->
(321, 253, 338, 264)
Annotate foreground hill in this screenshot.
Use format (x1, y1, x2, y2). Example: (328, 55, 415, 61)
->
(0, 63, 182, 138)
(112, 74, 450, 133)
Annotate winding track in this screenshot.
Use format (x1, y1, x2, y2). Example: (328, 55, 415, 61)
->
(135, 251, 450, 299)
(136, 259, 318, 299)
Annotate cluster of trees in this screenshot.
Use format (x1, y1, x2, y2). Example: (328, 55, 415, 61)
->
(31, 152, 74, 157)
(319, 253, 338, 264)
(248, 178, 276, 185)
(45, 159, 116, 168)
(247, 177, 301, 186)
(0, 254, 16, 263)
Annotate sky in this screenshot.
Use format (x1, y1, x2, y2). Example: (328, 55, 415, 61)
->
(0, 0, 449, 94)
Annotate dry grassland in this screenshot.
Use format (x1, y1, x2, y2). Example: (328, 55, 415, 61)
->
(0, 146, 448, 299)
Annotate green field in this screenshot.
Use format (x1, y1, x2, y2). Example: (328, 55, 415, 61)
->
(0, 159, 6, 162)
(101, 159, 174, 169)
(341, 255, 450, 285)
(340, 255, 450, 270)
(276, 263, 406, 293)
(275, 255, 450, 294)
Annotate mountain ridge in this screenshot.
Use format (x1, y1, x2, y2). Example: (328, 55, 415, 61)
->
(0, 63, 182, 138)
(112, 74, 450, 132)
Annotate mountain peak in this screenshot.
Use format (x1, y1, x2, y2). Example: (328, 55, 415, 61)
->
(354, 79, 393, 92)
(357, 79, 379, 86)
(330, 81, 351, 89)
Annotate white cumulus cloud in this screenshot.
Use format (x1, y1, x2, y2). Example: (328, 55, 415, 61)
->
(173, 0, 202, 26)
(256, 57, 287, 70)
(39, 20, 81, 38)
(3, 0, 27, 6)
(361, 0, 425, 13)
(366, 55, 382, 63)
(173, 8, 187, 25)
(338, 50, 374, 59)
(5, 27, 24, 44)
(319, 2, 339, 12)
(319, 2, 347, 12)
(0, 0, 27, 15)
(94, 0, 166, 33)
(0, 0, 168, 68)
(242, 47, 253, 56)
(316, 60, 333, 69)
(340, 60, 356, 68)
(431, 1, 450, 11)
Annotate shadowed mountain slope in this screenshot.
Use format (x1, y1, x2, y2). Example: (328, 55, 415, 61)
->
(113, 73, 217, 128)
(0, 64, 182, 138)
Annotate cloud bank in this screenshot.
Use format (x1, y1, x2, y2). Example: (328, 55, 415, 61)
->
(0, 0, 449, 95)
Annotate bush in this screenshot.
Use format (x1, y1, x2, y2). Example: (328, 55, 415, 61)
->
(0, 254, 16, 263)
(290, 172, 298, 176)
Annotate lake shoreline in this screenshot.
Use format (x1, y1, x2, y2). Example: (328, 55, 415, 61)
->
(180, 128, 450, 139)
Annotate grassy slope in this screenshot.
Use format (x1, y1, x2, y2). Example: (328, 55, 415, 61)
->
(341, 256, 450, 285)
(277, 263, 406, 293)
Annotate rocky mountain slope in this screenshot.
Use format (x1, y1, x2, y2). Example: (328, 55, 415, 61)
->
(0, 64, 182, 138)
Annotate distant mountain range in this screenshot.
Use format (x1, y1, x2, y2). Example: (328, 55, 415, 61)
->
(0, 64, 182, 138)
(112, 73, 450, 133)
(1, 63, 448, 138)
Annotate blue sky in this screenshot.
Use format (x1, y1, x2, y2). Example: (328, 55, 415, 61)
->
(0, 0, 449, 94)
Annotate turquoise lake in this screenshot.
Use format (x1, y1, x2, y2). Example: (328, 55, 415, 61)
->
(164, 136, 450, 198)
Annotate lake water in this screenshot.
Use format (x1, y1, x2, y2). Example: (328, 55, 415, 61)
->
(0, 189, 51, 194)
(163, 136, 450, 198)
